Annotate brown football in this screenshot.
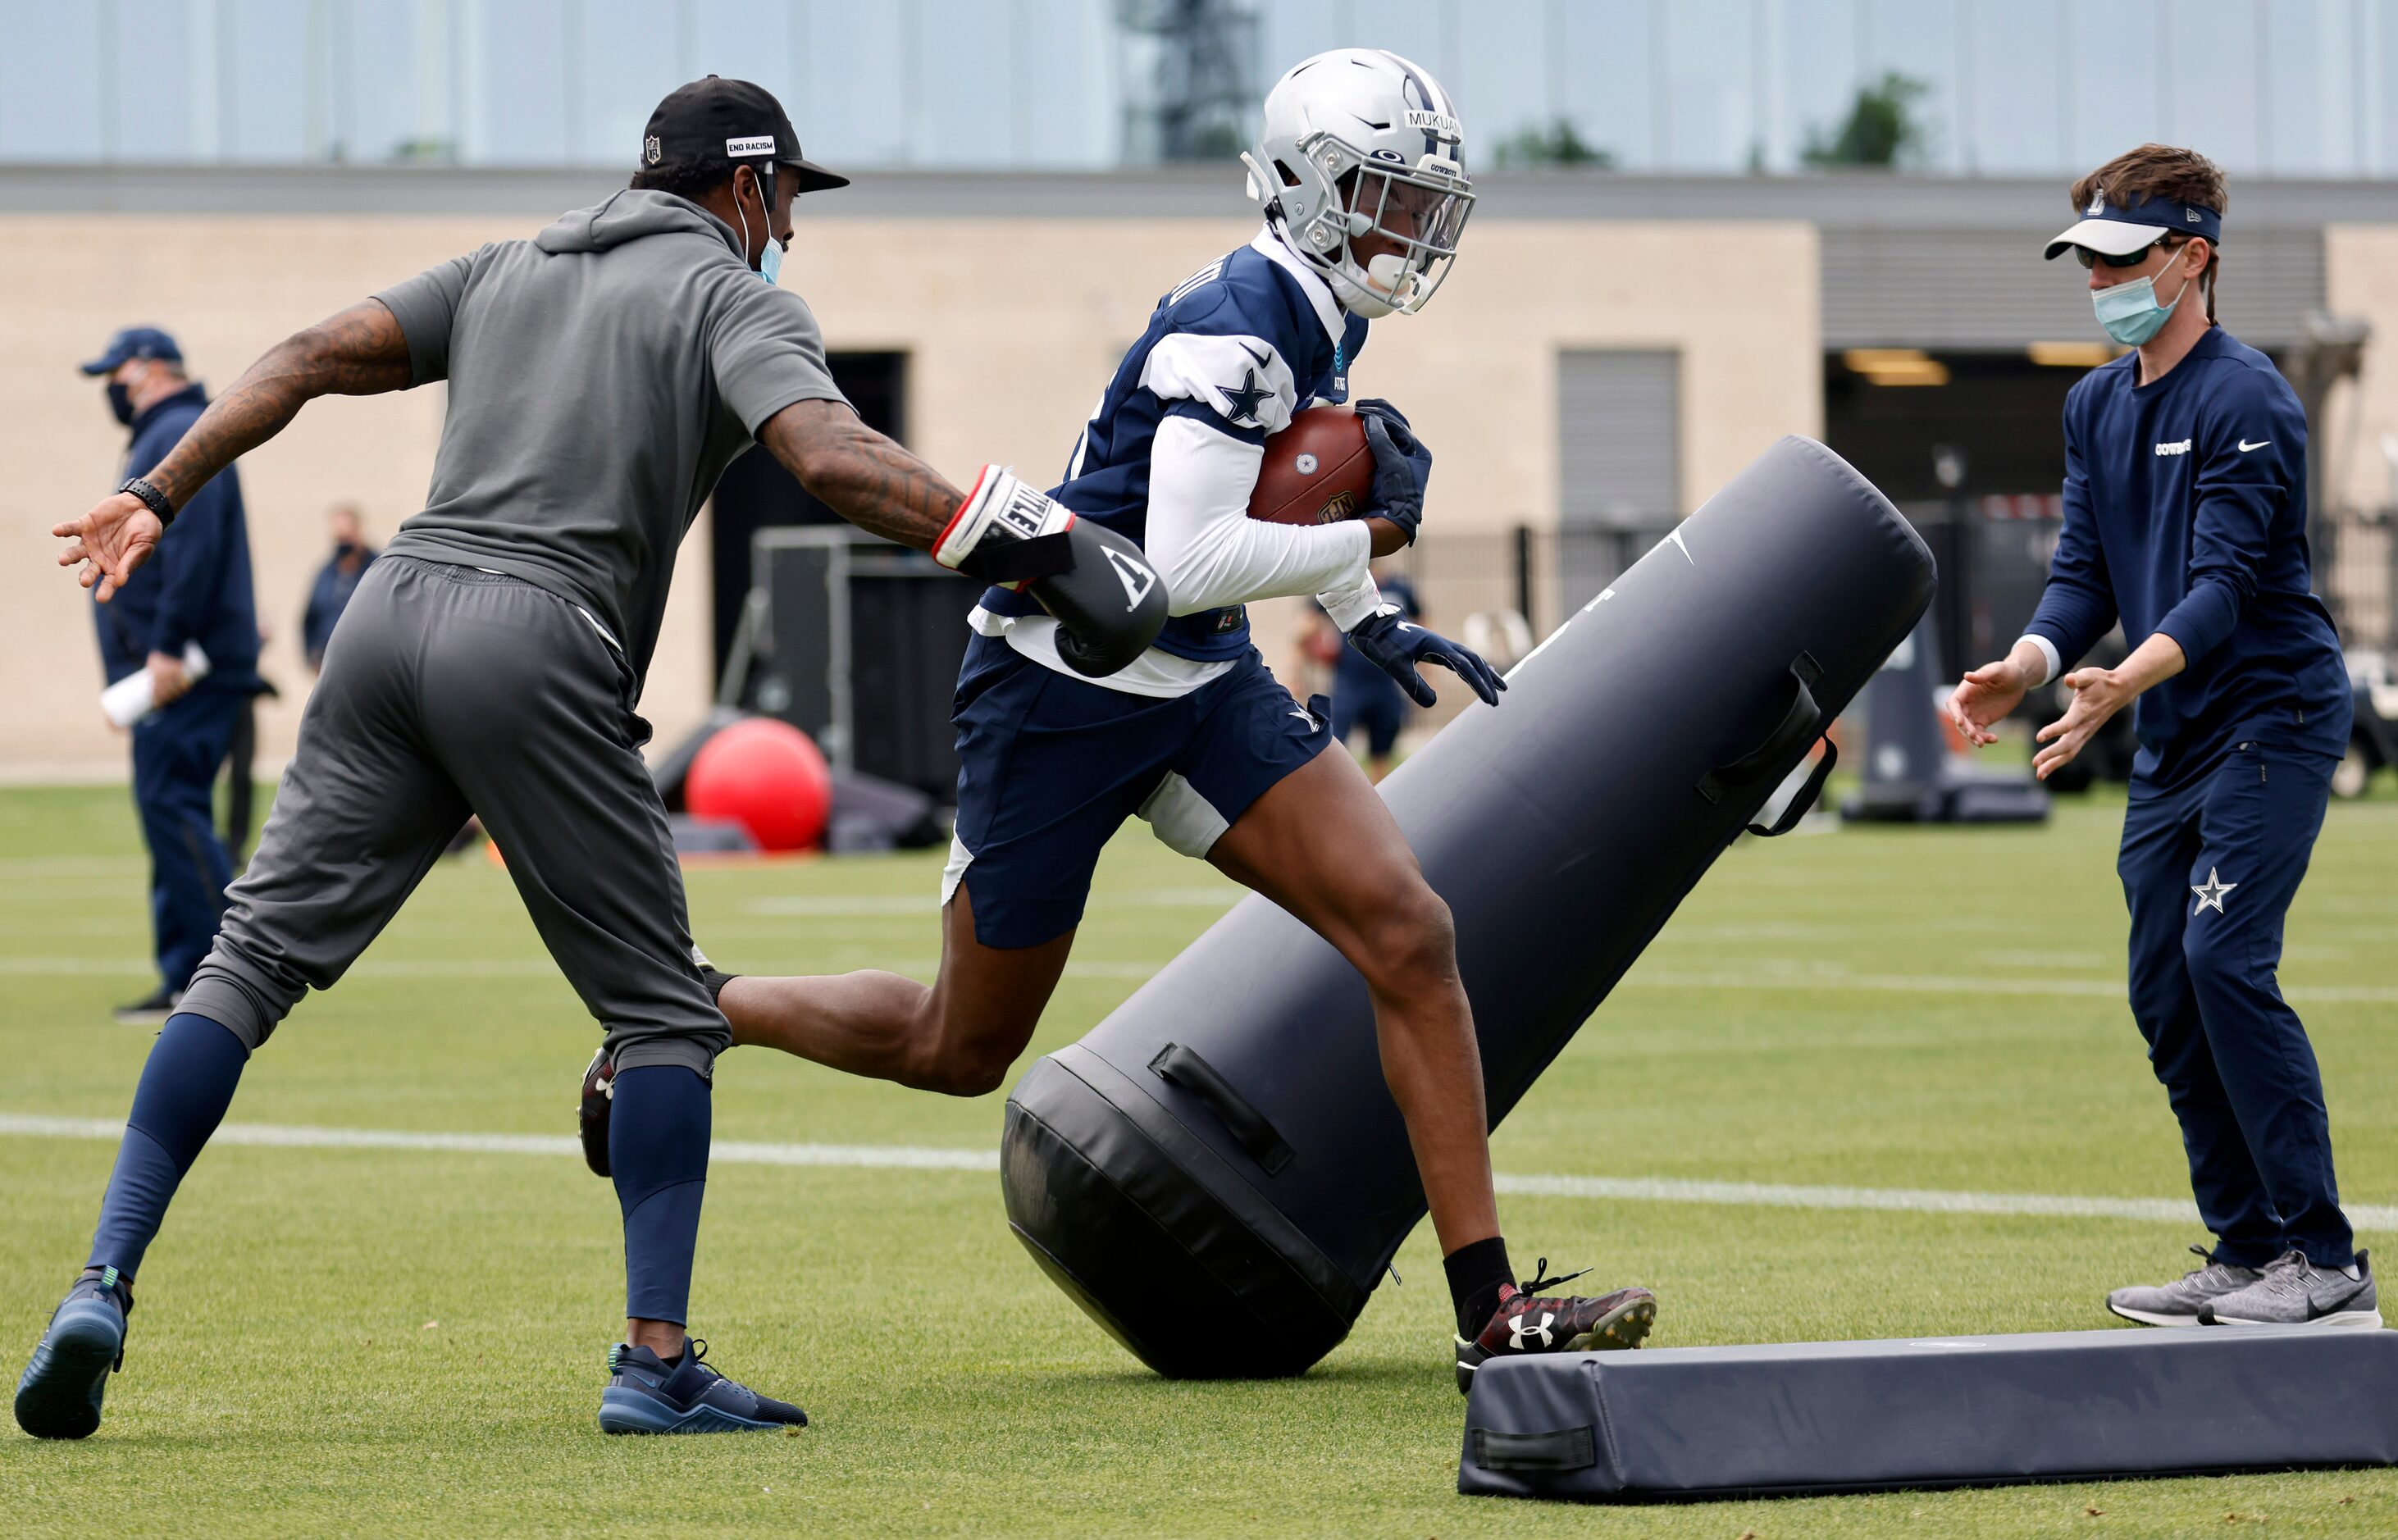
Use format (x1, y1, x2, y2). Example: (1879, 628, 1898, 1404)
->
(1247, 404, 1375, 526)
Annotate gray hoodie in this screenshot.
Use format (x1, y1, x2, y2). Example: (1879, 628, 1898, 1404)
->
(375, 189, 848, 682)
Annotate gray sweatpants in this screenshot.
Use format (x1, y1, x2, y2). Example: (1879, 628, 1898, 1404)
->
(180, 556, 727, 1074)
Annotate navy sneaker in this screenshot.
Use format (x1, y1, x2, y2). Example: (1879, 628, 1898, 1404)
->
(597, 1340, 806, 1434)
(15, 1266, 134, 1440)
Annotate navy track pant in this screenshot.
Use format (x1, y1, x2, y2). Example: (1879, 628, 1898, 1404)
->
(2118, 740, 2352, 1269)
(131, 684, 241, 992)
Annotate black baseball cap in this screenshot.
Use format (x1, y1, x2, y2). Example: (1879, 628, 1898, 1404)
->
(641, 75, 848, 194)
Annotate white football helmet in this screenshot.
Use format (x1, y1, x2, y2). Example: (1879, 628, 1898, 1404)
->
(1242, 49, 1474, 318)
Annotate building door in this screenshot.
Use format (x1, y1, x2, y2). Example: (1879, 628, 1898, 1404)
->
(1556, 349, 1681, 614)
(709, 352, 908, 681)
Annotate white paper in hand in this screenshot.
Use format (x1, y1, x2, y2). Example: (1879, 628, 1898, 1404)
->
(101, 642, 212, 727)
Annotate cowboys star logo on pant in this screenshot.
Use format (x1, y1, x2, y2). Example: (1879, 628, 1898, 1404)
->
(1508, 1310, 1556, 1350)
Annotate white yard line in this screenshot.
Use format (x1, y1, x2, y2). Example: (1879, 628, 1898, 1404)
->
(745, 888, 1237, 918)
(3, 1113, 2389, 1230)
(21, 956, 2398, 1007)
(0, 956, 1162, 982)
(1621, 968, 2398, 1005)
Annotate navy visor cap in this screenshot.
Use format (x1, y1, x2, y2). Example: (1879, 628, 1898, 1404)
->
(2045, 187, 2222, 260)
(80, 326, 184, 376)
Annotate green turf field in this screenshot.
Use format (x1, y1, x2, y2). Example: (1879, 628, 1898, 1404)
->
(3, 779, 2395, 1538)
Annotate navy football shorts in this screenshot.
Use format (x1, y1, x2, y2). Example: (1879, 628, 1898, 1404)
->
(943, 635, 1330, 949)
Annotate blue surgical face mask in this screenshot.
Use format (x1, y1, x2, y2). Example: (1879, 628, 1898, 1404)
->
(2091, 253, 2197, 346)
(735, 174, 783, 286)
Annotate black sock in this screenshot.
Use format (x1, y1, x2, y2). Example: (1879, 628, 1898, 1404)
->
(1444, 1236, 1513, 1338)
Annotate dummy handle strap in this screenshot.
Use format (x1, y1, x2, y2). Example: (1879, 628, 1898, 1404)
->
(1698, 651, 1832, 836)
(1149, 1042, 1293, 1176)
(1470, 1425, 1598, 1473)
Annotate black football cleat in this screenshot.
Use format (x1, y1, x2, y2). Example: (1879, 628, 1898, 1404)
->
(1453, 1260, 1656, 1394)
(579, 1048, 613, 1178)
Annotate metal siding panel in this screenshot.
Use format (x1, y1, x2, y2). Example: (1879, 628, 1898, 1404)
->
(1558, 349, 1680, 526)
(1821, 229, 2324, 349)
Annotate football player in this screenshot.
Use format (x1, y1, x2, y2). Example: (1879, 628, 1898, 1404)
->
(594, 50, 1657, 1388)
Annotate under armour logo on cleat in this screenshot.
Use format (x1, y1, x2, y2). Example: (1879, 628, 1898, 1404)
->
(1508, 1310, 1555, 1350)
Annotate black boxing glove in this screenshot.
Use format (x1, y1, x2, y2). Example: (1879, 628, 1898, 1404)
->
(936, 467, 1169, 678)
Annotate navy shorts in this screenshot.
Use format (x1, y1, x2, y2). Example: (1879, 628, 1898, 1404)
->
(944, 635, 1330, 949)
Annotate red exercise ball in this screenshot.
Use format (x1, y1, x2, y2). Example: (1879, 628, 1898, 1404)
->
(685, 718, 833, 853)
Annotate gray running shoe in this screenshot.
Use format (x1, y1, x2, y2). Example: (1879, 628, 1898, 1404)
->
(2201, 1249, 2382, 1330)
(2106, 1245, 2263, 1328)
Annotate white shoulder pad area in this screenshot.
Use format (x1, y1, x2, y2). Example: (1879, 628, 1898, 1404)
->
(1138, 332, 1297, 436)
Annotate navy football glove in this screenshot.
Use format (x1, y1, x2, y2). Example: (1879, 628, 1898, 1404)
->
(1347, 604, 1507, 709)
(1354, 398, 1430, 544)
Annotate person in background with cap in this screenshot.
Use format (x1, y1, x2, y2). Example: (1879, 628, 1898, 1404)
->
(78, 326, 262, 1028)
(300, 502, 376, 674)
(21, 75, 1162, 1442)
(1948, 144, 2371, 1333)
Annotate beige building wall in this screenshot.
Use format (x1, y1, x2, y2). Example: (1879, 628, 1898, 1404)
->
(2325, 226, 2398, 515)
(0, 211, 1817, 778)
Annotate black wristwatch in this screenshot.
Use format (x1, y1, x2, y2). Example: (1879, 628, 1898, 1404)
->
(116, 476, 176, 528)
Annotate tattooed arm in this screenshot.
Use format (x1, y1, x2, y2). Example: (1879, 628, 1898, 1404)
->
(755, 399, 966, 550)
(57, 298, 414, 601)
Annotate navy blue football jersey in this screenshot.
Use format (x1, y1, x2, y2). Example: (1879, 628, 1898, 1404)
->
(978, 229, 1370, 663)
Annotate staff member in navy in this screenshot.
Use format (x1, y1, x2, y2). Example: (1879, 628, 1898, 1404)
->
(80, 326, 262, 1027)
(1949, 144, 2373, 1331)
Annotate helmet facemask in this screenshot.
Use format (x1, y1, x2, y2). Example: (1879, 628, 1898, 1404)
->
(1255, 129, 1475, 318)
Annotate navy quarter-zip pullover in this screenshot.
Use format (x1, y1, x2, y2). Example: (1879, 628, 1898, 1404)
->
(94, 382, 261, 692)
(2026, 325, 2347, 787)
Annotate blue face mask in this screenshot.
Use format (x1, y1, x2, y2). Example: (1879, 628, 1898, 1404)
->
(2091, 254, 2197, 346)
(734, 182, 783, 286)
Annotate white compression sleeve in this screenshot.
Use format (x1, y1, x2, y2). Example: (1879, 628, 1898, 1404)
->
(1142, 412, 1372, 617)
(2017, 635, 2062, 689)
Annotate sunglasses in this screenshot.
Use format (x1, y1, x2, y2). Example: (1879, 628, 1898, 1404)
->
(2074, 237, 2183, 271)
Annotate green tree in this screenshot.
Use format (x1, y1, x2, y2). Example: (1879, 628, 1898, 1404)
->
(1492, 118, 1615, 170)
(1803, 72, 1930, 168)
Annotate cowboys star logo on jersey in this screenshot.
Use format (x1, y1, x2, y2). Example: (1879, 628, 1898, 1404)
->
(1220, 367, 1272, 427)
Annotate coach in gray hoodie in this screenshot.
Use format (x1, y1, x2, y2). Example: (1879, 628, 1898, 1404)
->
(23, 76, 1162, 1442)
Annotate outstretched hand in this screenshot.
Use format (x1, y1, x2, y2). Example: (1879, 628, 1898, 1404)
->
(2033, 667, 2136, 781)
(56, 492, 163, 603)
(1346, 605, 1507, 708)
(1944, 659, 2028, 748)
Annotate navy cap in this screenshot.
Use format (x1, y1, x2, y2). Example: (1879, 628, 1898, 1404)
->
(641, 75, 848, 194)
(2045, 187, 2222, 260)
(80, 325, 183, 376)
